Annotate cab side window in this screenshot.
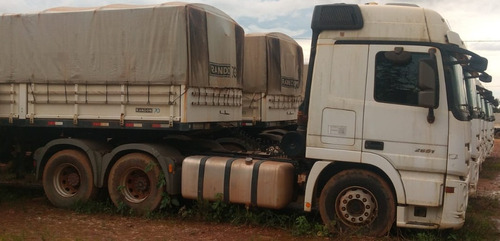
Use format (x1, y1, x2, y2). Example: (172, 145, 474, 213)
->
(374, 52, 428, 106)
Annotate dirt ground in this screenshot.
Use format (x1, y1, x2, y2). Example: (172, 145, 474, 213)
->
(0, 195, 309, 241)
(1, 142, 500, 241)
(478, 140, 500, 196)
(476, 139, 500, 232)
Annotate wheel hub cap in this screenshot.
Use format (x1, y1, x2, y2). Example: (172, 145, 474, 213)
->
(123, 169, 150, 203)
(54, 164, 80, 197)
(337, 188, 377, 225)
(67, 172, 80, 187)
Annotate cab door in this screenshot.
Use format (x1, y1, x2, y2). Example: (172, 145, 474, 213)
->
(362, 45, 448, 206)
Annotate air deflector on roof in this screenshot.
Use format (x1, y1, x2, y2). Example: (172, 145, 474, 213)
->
(311, 4, 363, 31)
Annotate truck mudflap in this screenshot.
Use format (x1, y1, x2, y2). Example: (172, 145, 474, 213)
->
(396, 178, 468, 229)
(181, 156, 294, 209)
(439, 178, 468, 229)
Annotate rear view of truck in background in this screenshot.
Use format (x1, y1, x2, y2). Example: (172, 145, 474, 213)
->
(242, 32, 304, 126)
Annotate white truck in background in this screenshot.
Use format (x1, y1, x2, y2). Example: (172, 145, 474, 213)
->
(465, 74, 496, 195)
(479, 88, 496, 157)
(0, 2, 494, 237)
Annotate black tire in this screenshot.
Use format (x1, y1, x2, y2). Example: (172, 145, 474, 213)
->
(319, 169, 395, 237)
(42, 150, 97, 208)
(108, 153, 163, 214)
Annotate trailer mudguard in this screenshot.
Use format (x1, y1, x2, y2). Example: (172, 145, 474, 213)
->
(34, 138, 110, 186)
(101, 143, 183, 195)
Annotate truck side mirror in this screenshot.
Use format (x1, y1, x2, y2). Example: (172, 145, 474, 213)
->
(418, 50, 438, 124)
(469, 56, 488, 72)
(479, 73, 492, 83)
(418, 58, 437, 108)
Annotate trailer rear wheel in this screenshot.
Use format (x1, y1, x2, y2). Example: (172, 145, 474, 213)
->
(108, 153, 163, 214)
(319, 169, 395, 237)
(42, 150, 97, 208)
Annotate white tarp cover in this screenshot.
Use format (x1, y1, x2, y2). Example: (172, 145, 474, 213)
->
(243, 32, 303, 95)
(0, 2, 243, 88)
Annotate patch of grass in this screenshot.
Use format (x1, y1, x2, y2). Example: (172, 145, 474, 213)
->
(0, 188, 24, 203)
(115, 201, 134, 216)
(480, 157, 500, 179)
(0, 232, 26, 241)
(40, 228, 56, 241)
(397, 228, 463, 241)
(0, 172, 17, 182)
(72, 199, 115, 215)
(0, 186, 43, 203)
(176, 195, 330, 238)
(292, 215, 330, 237)
(457, 196, 500, 240)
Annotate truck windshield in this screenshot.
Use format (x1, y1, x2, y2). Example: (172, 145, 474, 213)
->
(445, 55, 469, 120)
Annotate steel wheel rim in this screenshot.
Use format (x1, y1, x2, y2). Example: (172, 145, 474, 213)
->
(121, 168, 151, 203)
(53, 163, 81, 197)
(335, 186, 378, 226)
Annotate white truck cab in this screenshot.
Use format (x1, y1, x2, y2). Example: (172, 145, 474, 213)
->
(295, 3, 491, 233)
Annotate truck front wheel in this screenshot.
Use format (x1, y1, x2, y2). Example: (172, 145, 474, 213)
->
(319, 169, 395, 237)
(42, 150, 97, 208)
(108, 153, 163, 214)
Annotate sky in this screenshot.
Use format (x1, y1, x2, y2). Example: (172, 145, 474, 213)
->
(1, 0, 499, 98)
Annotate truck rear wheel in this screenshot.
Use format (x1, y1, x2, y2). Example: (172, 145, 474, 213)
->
(319, 169, 395, 237)
(108, 153, 163, 214)
(42, 150, 97, 208)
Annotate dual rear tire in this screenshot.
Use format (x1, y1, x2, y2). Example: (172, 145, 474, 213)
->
(43, 150, 97, 208)
(43, 151, 164, 214)
(107, 153, 164, 214)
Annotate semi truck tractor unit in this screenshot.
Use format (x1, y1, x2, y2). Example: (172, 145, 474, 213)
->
(0, 2, 494, 237)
